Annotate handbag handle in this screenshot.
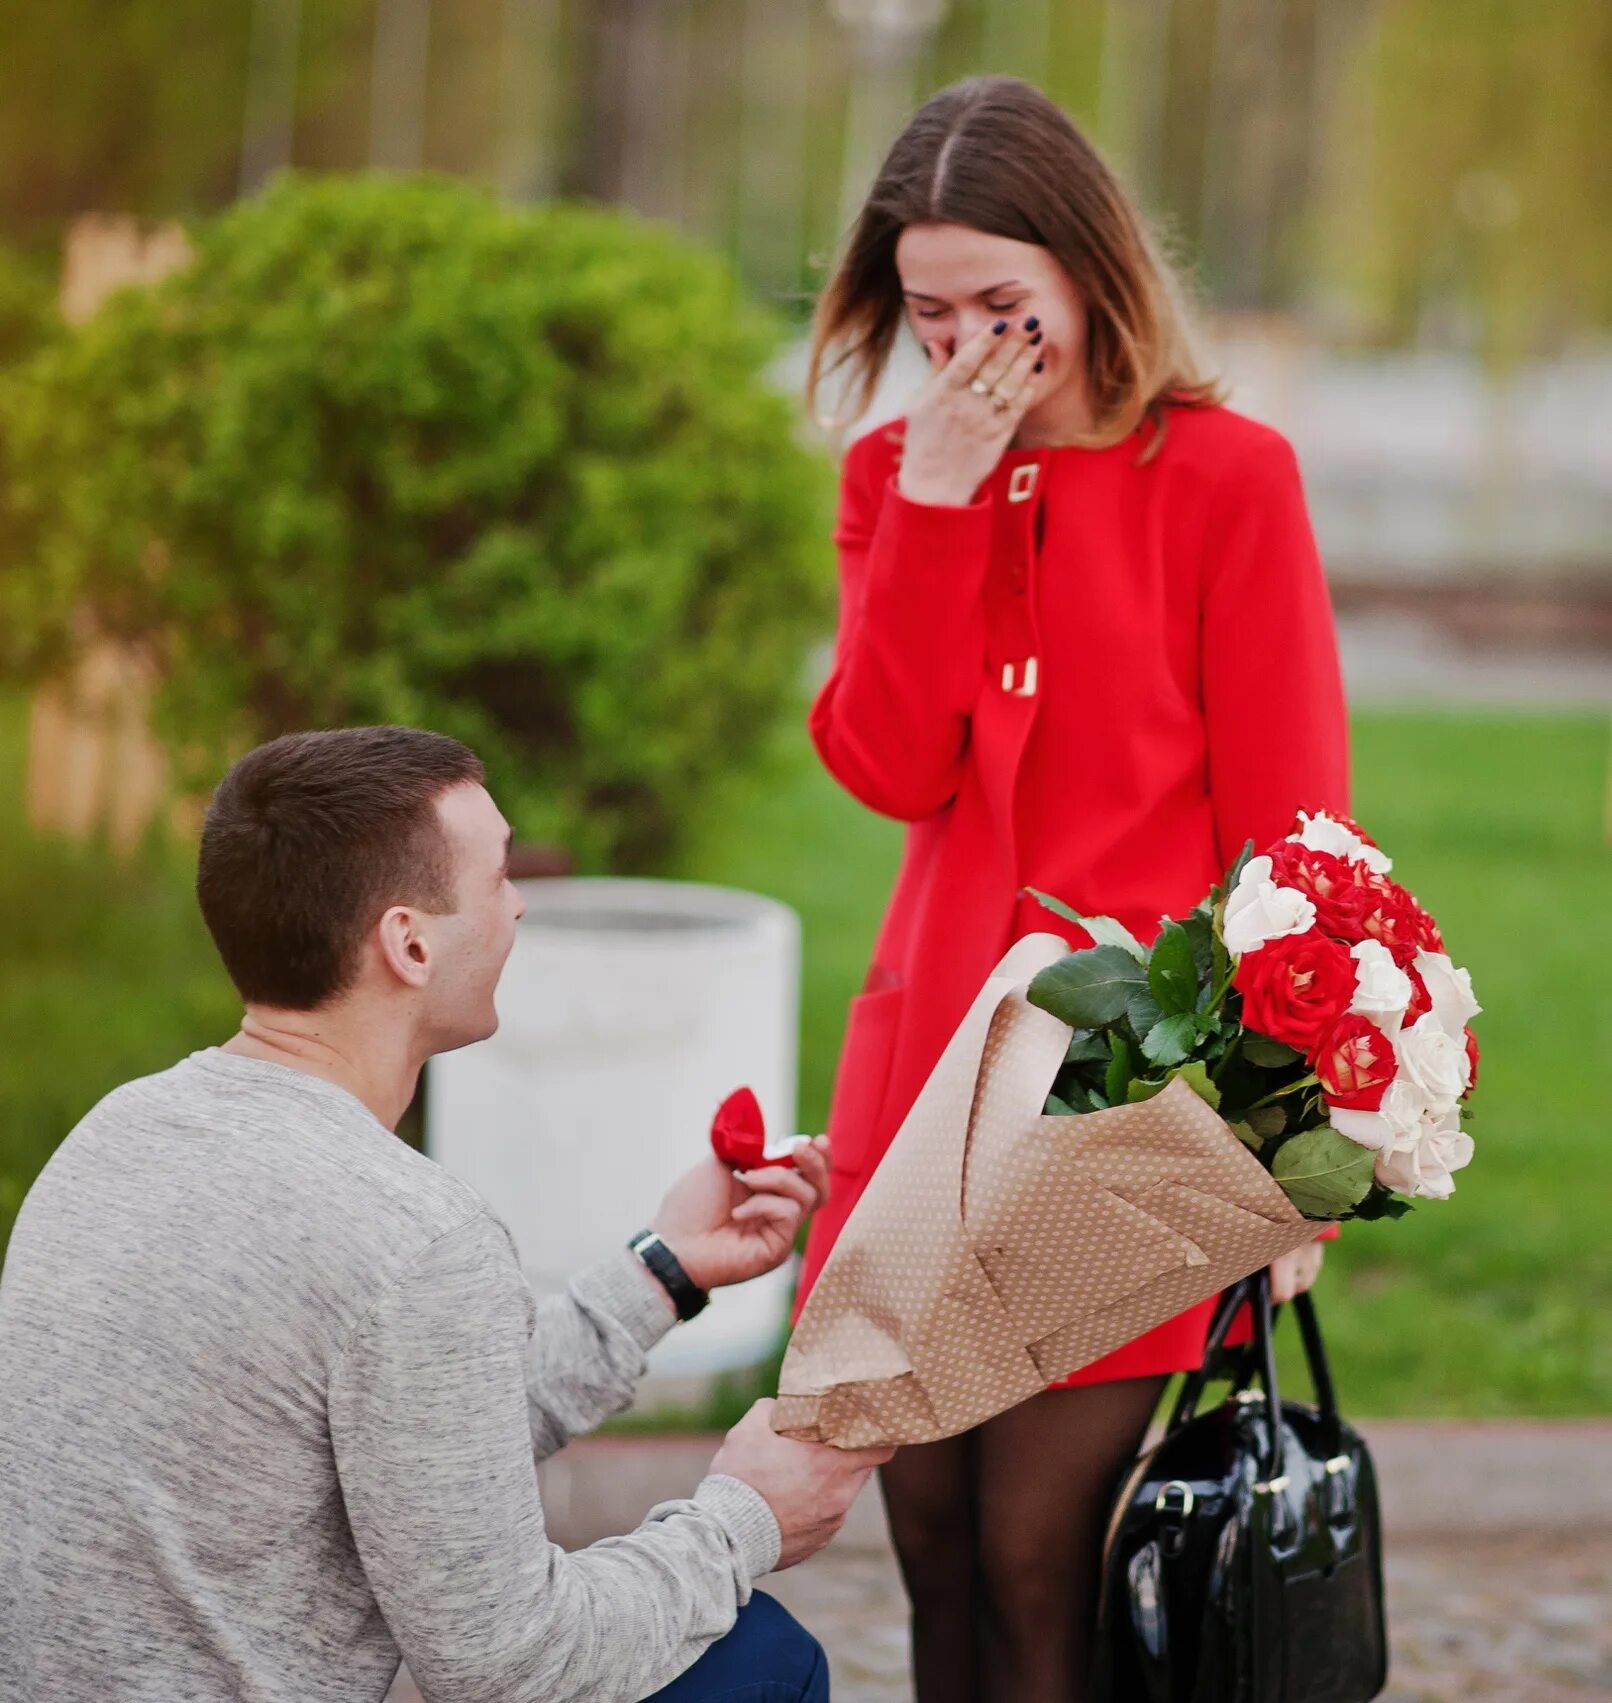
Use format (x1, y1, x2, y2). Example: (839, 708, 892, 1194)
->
(1165, 1271, 1344, 1475)
(1251, 1272, 1285, 1482)
(1165, 1276, 1255, 1431)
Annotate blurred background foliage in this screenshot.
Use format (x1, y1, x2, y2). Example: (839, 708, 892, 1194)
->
(0, 174, 830, 869)
(0, 0, 1608, 360)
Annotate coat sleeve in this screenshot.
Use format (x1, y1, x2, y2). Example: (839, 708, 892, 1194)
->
(1201, 433, 1350, 871)
(808, 435, 994, 821)
(1202, 433, 1349, 1246)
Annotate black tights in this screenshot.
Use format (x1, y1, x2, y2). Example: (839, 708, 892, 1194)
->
(879, 1376, 1167, 1703)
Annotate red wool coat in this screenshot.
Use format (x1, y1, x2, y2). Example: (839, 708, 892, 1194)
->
(796, 403, 1349, 1385)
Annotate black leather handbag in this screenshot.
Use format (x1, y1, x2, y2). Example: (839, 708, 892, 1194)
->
(1091, 1272, 1389, 1703)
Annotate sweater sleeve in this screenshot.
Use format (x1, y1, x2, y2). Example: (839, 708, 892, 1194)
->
(521, 1249, 677, 1464)
(808, 435, 994, 821)
(1201, 434, 1350, 871)
(327, 1216, 780, 1703)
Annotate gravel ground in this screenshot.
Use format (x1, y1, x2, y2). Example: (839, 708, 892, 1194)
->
(755, 1528, 1612, 1702)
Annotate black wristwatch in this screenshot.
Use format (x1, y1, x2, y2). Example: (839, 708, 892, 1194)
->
(628, 1230, 709, 1323)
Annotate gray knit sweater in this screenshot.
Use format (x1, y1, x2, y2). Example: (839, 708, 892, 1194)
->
(0, 1049, 780, 1702)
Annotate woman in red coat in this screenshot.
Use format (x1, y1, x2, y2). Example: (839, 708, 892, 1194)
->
(797, 78, 1344, 1701)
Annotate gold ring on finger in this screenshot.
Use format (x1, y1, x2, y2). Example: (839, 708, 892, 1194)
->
(992, 393, 1011, 412)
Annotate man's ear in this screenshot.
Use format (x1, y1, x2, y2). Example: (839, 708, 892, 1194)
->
(376, 906, 431, 990)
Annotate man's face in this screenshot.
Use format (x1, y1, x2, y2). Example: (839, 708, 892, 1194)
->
(415, 781, 526, 1053)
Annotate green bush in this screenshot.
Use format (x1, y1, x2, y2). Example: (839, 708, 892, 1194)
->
(0, 243, 59, 677)
(0, 244, 56, 370)
(0, 174, 832, 868)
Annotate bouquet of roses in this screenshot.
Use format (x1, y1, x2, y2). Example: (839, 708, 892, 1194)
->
(1027, 809, 1481, 1221)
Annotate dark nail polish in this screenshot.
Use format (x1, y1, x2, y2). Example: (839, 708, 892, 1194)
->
(1029, 330, 1043, 345)
(1024, 316, 1040, 331)
(1033, 359, 1045, 373)
(993, 320, 1008, 334)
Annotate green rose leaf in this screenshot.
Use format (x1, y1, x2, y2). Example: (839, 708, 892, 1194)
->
(1271, 1127, 1376, 1219)
(1352, 1188, 1416, 1221)
(1148, 920, 1200, 1016)
(1171, 1060, 1223, 1109)
(1180, 909, 1216, 984)
(1127, 988, 1165, 1040)
(1231, 1120, 1264, 1151)
(1127, 1078, 1167, 1104)
(1140, 1011, 1198, 1067)
(1044, 1091, 1083, 1117)
(1244, 1034, 1305, 1068)
(1104, 1033, 1136, 1108)
(1064, 1030, 1110, 1065)
(1025, 889, 1147, 963)
(1028, 946, 1150, 1029)
(1245, 1103, 1288, 1139)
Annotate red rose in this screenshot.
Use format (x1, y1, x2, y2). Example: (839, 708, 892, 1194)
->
(711, 1087, 791, 1172)
(1410, 901, 1445, 954)
(1404, 964, 1432, 1025)
(1235, 929, 1357, 1053)
(1269, 843, 1370, 942)
(1343, 857, 1384, 893)
(1312, 1014, 1399, 1111)
(1359, 881, 1424, 967)
(1463, 1027, 1480, 1092)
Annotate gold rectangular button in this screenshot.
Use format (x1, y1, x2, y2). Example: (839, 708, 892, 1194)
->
(1001, 657, 1039, 697)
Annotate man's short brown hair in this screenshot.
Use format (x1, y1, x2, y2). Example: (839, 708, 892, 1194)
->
(197, 727, 486, 1010)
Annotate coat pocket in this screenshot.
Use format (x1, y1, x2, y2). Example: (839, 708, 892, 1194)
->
(825, 983, 905, 1179)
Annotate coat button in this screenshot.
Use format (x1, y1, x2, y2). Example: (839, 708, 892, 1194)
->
(1001, 657, 1039, 697)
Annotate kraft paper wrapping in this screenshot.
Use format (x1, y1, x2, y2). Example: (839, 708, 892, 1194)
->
(775, 934, 1326, 1448)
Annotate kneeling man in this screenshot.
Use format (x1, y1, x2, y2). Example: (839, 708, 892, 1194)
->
(0, 726, 887, 1702)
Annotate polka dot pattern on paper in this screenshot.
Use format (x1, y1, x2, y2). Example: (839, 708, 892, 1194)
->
(774, 933, 1323, 1449)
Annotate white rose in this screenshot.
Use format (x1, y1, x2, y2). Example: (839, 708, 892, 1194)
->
(1291, 810, 1393, 876)
(1373, 1106, 1475, 1200)
(1329, 1078, 1426, 1153)
(1347, 939, 1413, 1028)
(1413, 950, 1481, 1040)
(1395, 1012, 1468, 1115)
(1222, 856, 1317, 958)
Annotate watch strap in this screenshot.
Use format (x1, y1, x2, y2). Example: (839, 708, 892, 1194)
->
(628, 1230, 709, 1323)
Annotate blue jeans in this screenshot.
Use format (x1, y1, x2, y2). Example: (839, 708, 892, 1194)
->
(645, 1592, 829, 1702)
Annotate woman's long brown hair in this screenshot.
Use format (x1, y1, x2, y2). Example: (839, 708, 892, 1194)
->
(807, 76, 1222, 453)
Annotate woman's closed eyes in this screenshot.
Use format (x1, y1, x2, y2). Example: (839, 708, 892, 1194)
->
(912, 300, 1026, 320)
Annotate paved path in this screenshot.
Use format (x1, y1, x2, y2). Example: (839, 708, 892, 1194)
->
(389, 1421, 1612, 1701)
(756, 1528, 1612, 1702)
(390, 1531, 1612, 1701)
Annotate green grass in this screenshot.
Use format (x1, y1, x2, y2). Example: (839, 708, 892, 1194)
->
(3, 689, 1608, 1415)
